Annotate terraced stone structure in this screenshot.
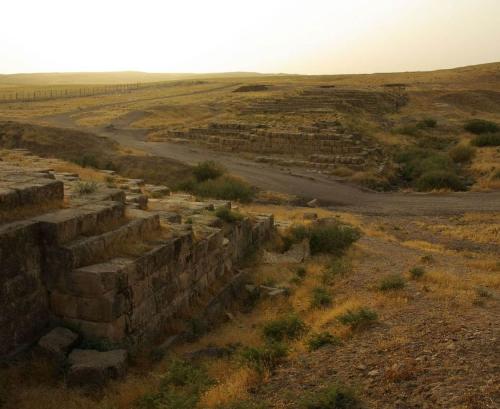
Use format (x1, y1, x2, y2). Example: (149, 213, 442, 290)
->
(0, 156, 273, 357)
(166, 120, 384, 171)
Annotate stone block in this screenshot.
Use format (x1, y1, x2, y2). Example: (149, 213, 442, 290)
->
(38, 327, 79, 359)
(67, 349, 128, 386)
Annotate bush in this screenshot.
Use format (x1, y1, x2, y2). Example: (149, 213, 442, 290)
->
(215, 207, 244, 223)
(464, 119, 499, 135)
(307, 332, 341, 351)
(471, 133, 500, 147)
(449, 143, 475, 163)
(216, 401, 268, 409)
(322, 258, 351, 285)
(241, 342, 288, 372)
(136, 360, 213, 409)
(74, 181, 98, 195)
(310, 287, 333, 308)
(379, 274, 406, 291)
(338, 308, 378, 330)
(262, 314, 307, 342)
(74, 154, 99, 168)
(417, 118, 437, 129)
(409, 266, 425, 279)
(193, 175, 255, 202)
(296, 266, 307, 278)
(415, 170, 465, 191)
(193, 161, 225, 182)
(309, 224, 361, 256)
(299, 384, 360, 409)
(284, 223, 360, 256)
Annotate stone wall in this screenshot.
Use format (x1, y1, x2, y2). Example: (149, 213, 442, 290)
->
(0, 159, 274, 357)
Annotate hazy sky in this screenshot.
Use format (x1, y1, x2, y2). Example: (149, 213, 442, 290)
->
(1, 0, 499, 75)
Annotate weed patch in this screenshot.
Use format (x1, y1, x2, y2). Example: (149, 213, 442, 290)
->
(310, 287, 333, 308)
(74, 181, 98, 195)
(299, 383, 360, 409)
(338, 307, 378, 330)
(241, 342, 288, 373)
(307, 332, 341, 351)
(193, 161, 226, 182)
(471, 133, 500, 147)
(215, 207, 244, 223)
(379, 274, 406, 290)
(409, 266, 425, 279)
(262, 314, 307, 342)
(464, 119, 499, 135)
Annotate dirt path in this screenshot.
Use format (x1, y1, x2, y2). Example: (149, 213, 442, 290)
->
(33, 106, 500, 216)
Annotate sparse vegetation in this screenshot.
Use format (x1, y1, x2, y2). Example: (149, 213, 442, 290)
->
(74, 180, 98, 195)
(449, 143, 475, 163)
(299, 383, 360, 409)
(417, 118, 437, 129)
(471, 132, 500, 147)
(285, 223, 360, 256)
(307, 332, 341, 351)
(215, 207, 244, 223)
(379, 274, 406, 290)
(410, 266, 426, 279)
(338, 307, 378, 330)
(187, 175, 255, 202)
(241, 342, 288, 372)
(464, 119, 499, 135)
(193, 160, 226, 182)
(262, 314, 307, 342)
(310, 287, 333, 308)
(415, 170, 466, 191)
(322, 258, 351, 285)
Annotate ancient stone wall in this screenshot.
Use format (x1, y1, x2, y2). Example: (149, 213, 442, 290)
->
(0, 157, 273, 357)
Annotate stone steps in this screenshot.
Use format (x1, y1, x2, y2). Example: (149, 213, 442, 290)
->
(33, 201, 126, 245)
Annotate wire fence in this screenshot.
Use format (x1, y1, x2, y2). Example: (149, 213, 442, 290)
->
(0, 80, 192, 103)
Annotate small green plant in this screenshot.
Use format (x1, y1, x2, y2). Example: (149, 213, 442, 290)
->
(475, 287, 492, 298)
(449, 143, 475, 163)
(74, 181, 98, 195)
(241, 342, 288, 372)
(322, 258, 351, 285)
(409, 266, 425, 279)
(420, 254, 434, 263)
(215, 207, 244, 223)
(194, 175, 255, 202)
(464, 119, 499, 135)
(415, 170, 465, 191)
(307, 332, 341, 351)
(193, 160, 225, 182)
(417, 118, 437, 129)
(136, 360, 213, 409)
(299, 383, 360, 409)
(310, 287, 332, 308)
(296, 266, 307, 278)
(338, 307, 378, 330)
(379, 274, 406, 290)
(471, 132, 500, 147)
(262, 314, 307, 342)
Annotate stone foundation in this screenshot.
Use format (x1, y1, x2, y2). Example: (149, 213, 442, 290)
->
(0, 156, 274, 357)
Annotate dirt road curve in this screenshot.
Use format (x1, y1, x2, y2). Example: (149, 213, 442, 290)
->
(102, 129, 500, 216)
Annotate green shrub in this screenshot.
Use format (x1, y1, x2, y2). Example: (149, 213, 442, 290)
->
(74, 154, 99, 168)
(409, 266, 425, 279)
(74, 181, 98, 195)
(193, 175, 255, 202)
(307, 332, 341, 351)
(215, 207, 244, 223)
(417, 118, 437, 129)
(394, 125, 419, 136)
(262, 314, 307, 342)
(464, 119, 499, 135)
(136, 360, 213, 409)
(416, 170, 465, 191)
(322, 258, 351, 285)
(296, 266, 307, 278)
(309, 224, 361, 255)
(449, 143, 475, 163)
(338, 308, 378, 330)
(379, 274, 406, 291)
(310, 287, 333, 308)
(193, 160, 225, 182)
(299, 384, 360, 409)
(241, 342, 288, 372)
(471, 133, 500, 147)
(216, 401, 268, 409)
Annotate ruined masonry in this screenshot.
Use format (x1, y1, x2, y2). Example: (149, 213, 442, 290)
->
(0, 152, 273, 358)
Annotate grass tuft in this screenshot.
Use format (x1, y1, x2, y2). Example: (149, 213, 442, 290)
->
(299, 383, 360, 409)
(262, 314, 307, 342)
(338, 308, 378, 330)
(307, 332, 341, 351)
(379, 274, 406, 291)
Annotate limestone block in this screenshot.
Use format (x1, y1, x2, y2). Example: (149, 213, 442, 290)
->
(38, 327, 79, 359)
(67, 349, 128, 386)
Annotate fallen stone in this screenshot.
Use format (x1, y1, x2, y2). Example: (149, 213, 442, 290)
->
(67, 349, 128, 386)
(38, 327, 79, 359)
(262, 239, 310, 264)
(307, 198, 318, 207)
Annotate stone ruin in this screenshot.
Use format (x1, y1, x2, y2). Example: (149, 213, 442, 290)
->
(0, 150, 274, 360)
(163, 120, 384, 172)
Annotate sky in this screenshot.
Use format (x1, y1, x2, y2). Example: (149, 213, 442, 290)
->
(1, 0, 499, 75)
